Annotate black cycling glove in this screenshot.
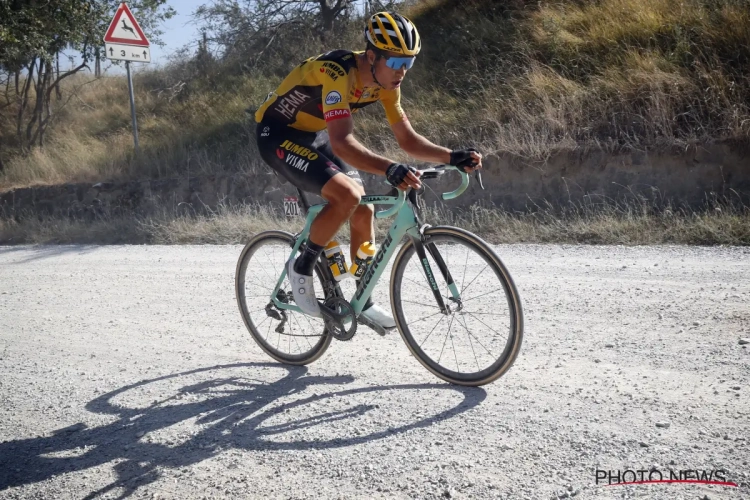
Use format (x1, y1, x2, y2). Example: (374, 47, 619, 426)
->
(449, 148, 480, 172)
(386, 163, 417, 188)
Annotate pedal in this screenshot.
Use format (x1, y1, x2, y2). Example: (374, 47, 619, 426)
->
(358, 314, 389, 336)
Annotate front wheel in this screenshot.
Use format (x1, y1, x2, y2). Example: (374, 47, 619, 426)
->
(390, 226, 523, 386)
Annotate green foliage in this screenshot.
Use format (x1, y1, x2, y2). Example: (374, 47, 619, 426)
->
(0, 0, 175, 160)
(0, 0, 174, 69)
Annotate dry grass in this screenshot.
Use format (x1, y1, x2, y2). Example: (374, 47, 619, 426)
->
(0, 70, 273, 190)
(2, 197, 748, 246)
(404, 0, 750, 155)
(1, 0, 748, 197)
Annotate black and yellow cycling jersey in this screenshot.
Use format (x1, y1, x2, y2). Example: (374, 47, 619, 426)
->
(254, 50, 406, 132)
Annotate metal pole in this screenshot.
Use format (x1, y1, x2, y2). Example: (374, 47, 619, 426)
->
(126, 61, 140, 154)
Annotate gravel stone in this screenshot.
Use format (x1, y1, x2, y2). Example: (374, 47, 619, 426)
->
(0, 244, 747, 498)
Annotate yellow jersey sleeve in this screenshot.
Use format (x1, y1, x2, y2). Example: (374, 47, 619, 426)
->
(318, 61, 352, 123)
(380, 87, 407, 125)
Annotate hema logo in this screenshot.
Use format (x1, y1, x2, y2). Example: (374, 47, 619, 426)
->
(324, 109, 351, 122)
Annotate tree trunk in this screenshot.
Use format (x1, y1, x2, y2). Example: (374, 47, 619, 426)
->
(4, 74, 10, 105)
(55, 52, 62, 99)
(15, 70, 19, 95)
(26, 65, 45, 145)
(16, 58, 36, 149)
(95, 49, 101, 77)
(28, 61, 53, 148)
(319, 1, 337, 37)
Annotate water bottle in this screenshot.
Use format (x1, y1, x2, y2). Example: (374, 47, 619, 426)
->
(324, 240, 350, 281)
(349, 241, 376, 280)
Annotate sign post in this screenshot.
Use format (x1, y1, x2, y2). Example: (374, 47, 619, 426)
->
(125, 61, 140, 152)
(103, 3, 151, 154)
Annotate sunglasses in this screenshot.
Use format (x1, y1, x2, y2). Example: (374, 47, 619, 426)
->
(384, 56, 416, 70)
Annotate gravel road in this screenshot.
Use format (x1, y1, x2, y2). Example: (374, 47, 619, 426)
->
(0, 244, 748, 500)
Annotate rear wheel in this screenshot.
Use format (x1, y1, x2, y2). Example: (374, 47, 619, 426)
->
(235, 230, 332, 365)
(390, 226, 523, 386)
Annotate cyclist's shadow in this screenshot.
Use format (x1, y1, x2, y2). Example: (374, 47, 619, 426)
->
(0, 363, 486, 499)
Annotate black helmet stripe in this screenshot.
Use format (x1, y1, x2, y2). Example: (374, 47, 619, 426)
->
(370, 17, 389, 45)
(396, 15, 413, 49)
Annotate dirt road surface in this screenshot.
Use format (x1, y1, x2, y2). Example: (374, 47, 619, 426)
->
(0, 244, 748, 499)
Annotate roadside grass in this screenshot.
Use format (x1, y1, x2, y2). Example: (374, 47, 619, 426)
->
(2, 197, 748, 246)
(1, 0, 748, 189)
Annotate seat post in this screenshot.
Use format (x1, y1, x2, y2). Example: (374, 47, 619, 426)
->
(296, 188, 311, 216)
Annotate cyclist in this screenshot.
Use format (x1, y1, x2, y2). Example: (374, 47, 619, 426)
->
(254, 11, 482, 327)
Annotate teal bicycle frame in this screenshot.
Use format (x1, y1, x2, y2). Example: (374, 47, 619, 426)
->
(270, 166, 471, 317)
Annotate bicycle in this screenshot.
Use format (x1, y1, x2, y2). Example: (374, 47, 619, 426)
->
(235, 165, 523, 386)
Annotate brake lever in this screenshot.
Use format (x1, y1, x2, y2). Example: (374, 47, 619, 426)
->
(476, 170, 485, 190)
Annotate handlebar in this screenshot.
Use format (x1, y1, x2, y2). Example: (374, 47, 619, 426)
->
(419, 165, 480, 200)
(369, 164, 482, 218)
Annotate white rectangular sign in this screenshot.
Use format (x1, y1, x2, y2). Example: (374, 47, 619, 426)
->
(105, 43, 151, 63)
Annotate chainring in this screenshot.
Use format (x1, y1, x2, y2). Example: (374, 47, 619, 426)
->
(324, 297, 357, 341)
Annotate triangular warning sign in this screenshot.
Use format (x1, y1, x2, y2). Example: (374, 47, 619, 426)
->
(104, 3, 150, 47)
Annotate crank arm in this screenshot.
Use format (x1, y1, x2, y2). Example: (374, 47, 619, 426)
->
(319, 302, 347, 324)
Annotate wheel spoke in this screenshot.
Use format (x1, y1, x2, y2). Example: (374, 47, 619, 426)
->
(289, 315, 304, 353)
(449, 316, 460, 373)
(456, 314, 495, 358)
(401, 299, 442, 309)
(419, 315, 446, 349)
(463, 288, 504, 303)
(245, 280, 275, 292)
(464, 311, 506, 345)
(437, 315, 455, 364)
(460, 247, 469, 296)
(405, 311, 444, 325)
(253, 314, 271, 332)
(259, 247, 281, 284)
(403, 275, 433, 293)
(293, 314, 316, 351)
(299, 314, 320, 350)
(458, 313, 482, 372)
(460, 263, 490, 297)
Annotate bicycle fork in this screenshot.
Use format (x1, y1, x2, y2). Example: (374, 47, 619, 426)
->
(409, 230, 463, 315)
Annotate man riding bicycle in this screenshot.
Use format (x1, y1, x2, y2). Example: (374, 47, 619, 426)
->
(254, 11, 483, 329)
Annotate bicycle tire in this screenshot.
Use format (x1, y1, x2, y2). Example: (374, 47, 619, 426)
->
(390, 226, 523, 386)
(235, 230, 333, 365)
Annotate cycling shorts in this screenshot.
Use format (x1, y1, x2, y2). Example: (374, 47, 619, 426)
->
(256, 121, 363, 195)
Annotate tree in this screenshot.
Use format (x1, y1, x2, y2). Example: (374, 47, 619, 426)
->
(194, 0, 362, 72)
(0, 0, 174, 155)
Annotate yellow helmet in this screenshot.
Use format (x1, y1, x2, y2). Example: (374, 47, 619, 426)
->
(364, 11, 421, 57)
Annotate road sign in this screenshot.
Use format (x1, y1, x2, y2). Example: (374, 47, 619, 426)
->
(105, 43, 151, 63)
(102, 3, 150, 156)
(104, 3, 150, 47)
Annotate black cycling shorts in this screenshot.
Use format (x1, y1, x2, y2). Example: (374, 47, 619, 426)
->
(256, 122, 363, 195)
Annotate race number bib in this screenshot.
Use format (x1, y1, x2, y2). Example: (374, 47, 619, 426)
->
(283, 196, 301, 217)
